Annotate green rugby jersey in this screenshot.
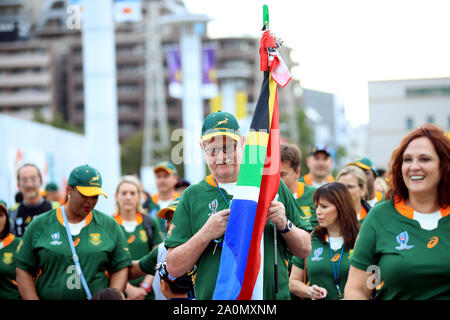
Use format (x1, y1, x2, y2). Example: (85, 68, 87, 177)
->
(114, 213, 163, 300)
(351, 198, 450, 300)
(294, 181, 318, 229)
(0, 234, 21, 299)
(165, 175, 313, 300)
(292, 233, 353, 300)
(139, 245, 159, 275)
(299, 174, 334, 187)
(15, 207, 132, 300)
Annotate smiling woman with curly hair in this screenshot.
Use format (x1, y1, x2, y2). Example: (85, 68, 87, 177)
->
(345, 123, 450, 300)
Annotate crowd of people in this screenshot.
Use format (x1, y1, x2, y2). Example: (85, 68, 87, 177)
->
(0, 110, 448, 300)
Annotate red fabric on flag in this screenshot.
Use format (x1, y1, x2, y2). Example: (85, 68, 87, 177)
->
(237, 84, 280, 300)
(259, 30, 276, 71)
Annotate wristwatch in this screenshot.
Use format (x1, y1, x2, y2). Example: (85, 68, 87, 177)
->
(140, 281, 151, 294)
(278, 219, 293, 233)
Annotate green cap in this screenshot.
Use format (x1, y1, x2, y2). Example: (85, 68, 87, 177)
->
(201, 111, 240, 142)
(154, 161, 178, 175)
(45, 182, 59, 192)
(0, 200, 8, 214)
(157, 197, 180, 219)
(347, 157, 379, 177)
(67, 165, 107, 198)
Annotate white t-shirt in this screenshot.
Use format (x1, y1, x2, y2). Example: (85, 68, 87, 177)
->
(329, 236, 344, 251)
(68, 220, 86, 236)
(367, 197, 378, 208)
(311, 181, 328, 188)
(122, 220, 138, 233)
(413, 210, 441, 231)
(218, 182, 238, 196)
(158, 198, 172, 209)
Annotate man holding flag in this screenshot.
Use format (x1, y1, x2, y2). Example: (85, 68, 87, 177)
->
(165, 106, 312, 300)
(166, 7, 311, 300)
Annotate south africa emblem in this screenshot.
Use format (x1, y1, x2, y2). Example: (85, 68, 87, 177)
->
(89, 233, 102, 246)
(2, 252, 13, 265)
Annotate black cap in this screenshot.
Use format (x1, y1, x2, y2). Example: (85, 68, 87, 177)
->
(156, 262, 194, 293)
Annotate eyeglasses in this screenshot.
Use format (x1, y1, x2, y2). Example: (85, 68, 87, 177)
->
(204, 143, 237, 157)
(19, 176, 40, 185)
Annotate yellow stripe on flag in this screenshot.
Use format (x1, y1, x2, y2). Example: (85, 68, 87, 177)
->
(268, 73, 277, 126)
(247, 131, 270, 147)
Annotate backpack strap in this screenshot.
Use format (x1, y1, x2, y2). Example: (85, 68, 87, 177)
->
(142, 213, 154, 250)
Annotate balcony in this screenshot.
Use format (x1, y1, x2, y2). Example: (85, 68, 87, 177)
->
(0, 54, 50, 68)
(0, 73, 51, 87)
(0, 92, 52, 106)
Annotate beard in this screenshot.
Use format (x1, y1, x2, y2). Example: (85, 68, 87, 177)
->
(23, 189, 40, 201)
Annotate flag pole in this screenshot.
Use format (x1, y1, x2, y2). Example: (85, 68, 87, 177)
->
(262, 4, 278, 294)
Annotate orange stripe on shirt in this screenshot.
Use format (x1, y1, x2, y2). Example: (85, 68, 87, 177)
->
(296, 181, 306, 199)
(56, 207, 93, 227)
(1, 233, 15, 248)
(359, 206, 368, 220)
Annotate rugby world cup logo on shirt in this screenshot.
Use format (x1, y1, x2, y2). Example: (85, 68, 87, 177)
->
(311, 247, 324, 261)
(50, 232, 62, 245)
(395, 231, 414, 251)
(208, 199, 219, 215)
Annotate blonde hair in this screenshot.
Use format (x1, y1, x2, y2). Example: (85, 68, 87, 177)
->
(374, 177, 388, 194)
(336, 165, 368, 200)
(115, 175, 145, 214)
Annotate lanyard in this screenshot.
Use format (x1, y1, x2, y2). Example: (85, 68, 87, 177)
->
(328, 236, 344, 298)
(211, 177, 232, 252)
(213, 177, 230, 208)
(61, 206, 92, 300)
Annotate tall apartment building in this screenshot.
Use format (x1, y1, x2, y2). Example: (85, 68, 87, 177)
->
(0, 0, 302, 144)
(302, 88, 350, 154)
(368, 77, 450, 169)
(0, 41, 56, 121)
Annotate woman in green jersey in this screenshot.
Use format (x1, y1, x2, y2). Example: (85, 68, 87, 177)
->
(0, 200, 22, 299)
(113, 175, 163, 300)
(290, 183, 359, 300)
(15, 165, 132, 300)
(345, 124, 450, 300)
(336, 165, 372, 224)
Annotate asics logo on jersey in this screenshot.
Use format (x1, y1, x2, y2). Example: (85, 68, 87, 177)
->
(311, 247, 324, 261)
(395, 231, 414, 251)
(427, 236, 439, 249)
(50, 232, 62, 245)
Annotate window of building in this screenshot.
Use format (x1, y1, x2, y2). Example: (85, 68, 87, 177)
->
(406, 117, 414, 130)
(406, 86, 450, 97)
